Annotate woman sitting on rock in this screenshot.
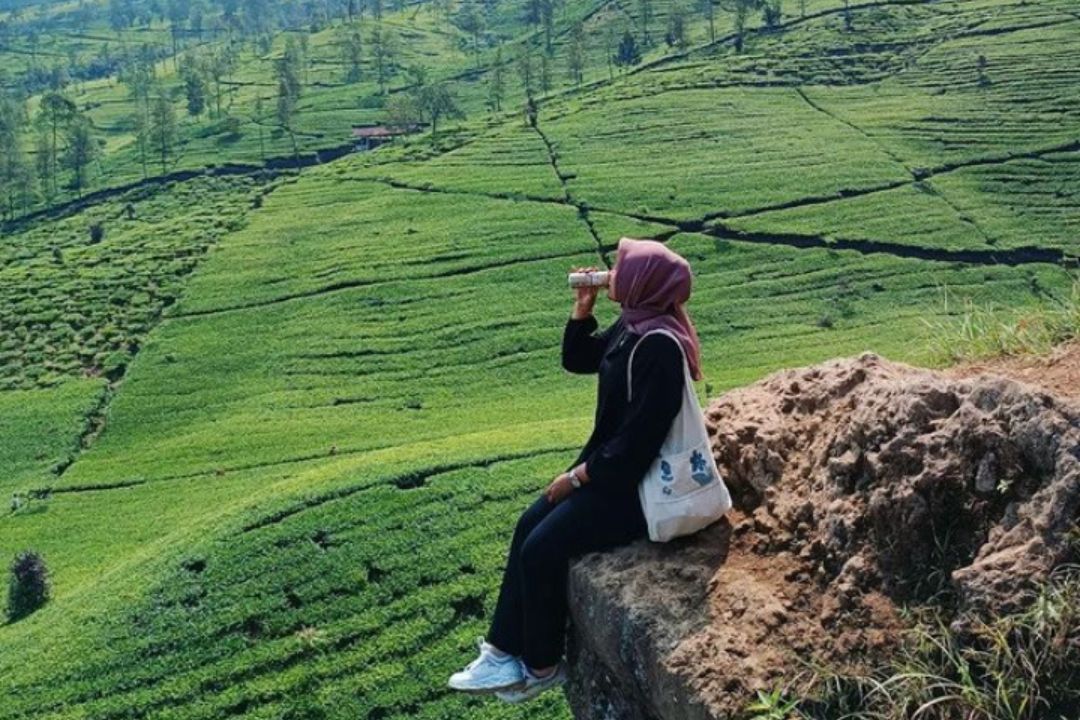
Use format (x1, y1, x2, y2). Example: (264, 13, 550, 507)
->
(447, 236, 706, 703)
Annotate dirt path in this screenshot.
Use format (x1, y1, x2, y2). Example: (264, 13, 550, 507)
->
(946, 340, 1080, 403)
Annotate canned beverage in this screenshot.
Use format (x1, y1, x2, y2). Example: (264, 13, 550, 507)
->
(568, 270, 611, 288)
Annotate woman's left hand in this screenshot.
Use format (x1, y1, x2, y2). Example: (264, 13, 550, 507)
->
(545, 473, 574, 504)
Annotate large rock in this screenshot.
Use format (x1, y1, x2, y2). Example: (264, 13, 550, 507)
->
(565, 352, 1080, 720)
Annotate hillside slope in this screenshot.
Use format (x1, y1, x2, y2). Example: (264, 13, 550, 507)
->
(1, 0, 1077, 717)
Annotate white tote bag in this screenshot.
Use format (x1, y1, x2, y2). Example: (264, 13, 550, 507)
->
(628, 329, 733, 542)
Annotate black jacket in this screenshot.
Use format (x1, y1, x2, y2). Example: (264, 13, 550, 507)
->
(562, 313, 685, 494)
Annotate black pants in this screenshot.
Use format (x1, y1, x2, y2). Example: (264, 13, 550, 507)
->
(487, 482, 647, 668)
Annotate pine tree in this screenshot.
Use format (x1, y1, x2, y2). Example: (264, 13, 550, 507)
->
(488, 47, 505, 112)
(615, 30, 641, 67)
(36, 92, 75, 201)
(148, 92, 177, 174)
(665, 2, 688, 48)
(342, 29, 363, 84)
(701, 0, 716, 44)
(182, 63, 207, 118)
(567, 24, 585, 85)
(63, 115, 99, 195)
(0, 98, 36, 217)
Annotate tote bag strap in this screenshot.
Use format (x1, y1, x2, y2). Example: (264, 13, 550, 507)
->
(627, 328, 691, 404)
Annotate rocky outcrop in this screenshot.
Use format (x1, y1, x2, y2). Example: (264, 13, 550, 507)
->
(565, 352, 1080, 720)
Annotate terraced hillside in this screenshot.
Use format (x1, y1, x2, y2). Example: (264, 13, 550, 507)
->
(0, 0, 1077, 718)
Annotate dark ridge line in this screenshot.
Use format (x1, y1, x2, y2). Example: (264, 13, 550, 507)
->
(529, 116, 611, 266)
(705, 178, 911, 221)
(357, 174, 689, 237)
(51, 380, 118, 479)
(705, 224, 1077, 267)
(240, 444, 581, 533)
(359, 175, 569, 208)
(791, 85, 999, 245)
(1, 143, 354, 231)
(340, 173, 1075, 272)
(929, 182, 998, 246)
(710, 138, 1080, 222)
(167, 246, 597, 318)
(951, 13, 1080, 40)
(929, 139, 1080, 175)
(41, 478, 148, 495)
(793, 86, 912, 172)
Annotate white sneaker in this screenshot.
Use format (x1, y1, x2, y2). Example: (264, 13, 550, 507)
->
(447, 637, 524, 693)
(495, 660, 566, 703)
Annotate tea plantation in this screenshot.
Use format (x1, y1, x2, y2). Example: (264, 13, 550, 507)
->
(0, 0, 1077, 717)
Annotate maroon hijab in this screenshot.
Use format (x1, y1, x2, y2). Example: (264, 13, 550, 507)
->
(613, 237, 704, 381)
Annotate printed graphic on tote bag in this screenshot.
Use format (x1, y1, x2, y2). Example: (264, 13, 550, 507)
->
(660, 459, 674, 495)
(690, 450, 714, 486)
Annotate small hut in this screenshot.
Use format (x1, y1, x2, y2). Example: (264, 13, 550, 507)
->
(351, 123, 423, 151)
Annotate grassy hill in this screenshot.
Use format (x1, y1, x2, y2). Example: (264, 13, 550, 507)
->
(0, 0, 1077, 717)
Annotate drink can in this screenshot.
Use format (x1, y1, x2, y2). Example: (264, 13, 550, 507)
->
(568, 270, 610, 288)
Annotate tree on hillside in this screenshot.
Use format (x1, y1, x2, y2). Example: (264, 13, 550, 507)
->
(342, 29, 364, 83)
(0, 98, 36, 218)
(167, 0, 190, 65)
(385, 92, 423, 130)
(370, 25, 399, 94)
(700, 0, 716, 44)
(181, 60, 208, 118)
(296, 34, 311, 86)
(539, 52, 552, 95)
(63, 116, 100, 196)
(666, 2, 688, 48)
(35, 132, 53, 203)
(524, 0, 542, 25)
(567, 24, 585, 85)
(282, 36, 305, 97)
(386, 78, 464, 135)
(275, 56, 301, 167)
(205, 44, 238, 117)
(454, 3, 484, 67)
(36, 92, 76, 201)
(487, 47, 506, 111)
(516, 48, 534, 98)
(731, 0, 753, 51)
(615, 30, 641, 67)
(604, 24, 617, 79)
(109, 0, 136, 31)
(638, 0, 653, 46)
(253, 94, 267, 162)
(148, 91, 178, 174)
(189, 0, 208, 39)
(762, 0, 781, 28)
(540, 0, 559, 53)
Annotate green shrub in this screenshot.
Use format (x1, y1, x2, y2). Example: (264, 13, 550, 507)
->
(7, 550, 50, 622)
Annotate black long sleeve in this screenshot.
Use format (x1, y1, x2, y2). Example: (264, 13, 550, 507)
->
(584, 333, 685, 491)
(561, 314, 618, 374)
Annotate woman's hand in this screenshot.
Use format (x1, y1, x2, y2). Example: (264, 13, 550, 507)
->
(571, 265, 600, 318)
(545, 473, 575, 504)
